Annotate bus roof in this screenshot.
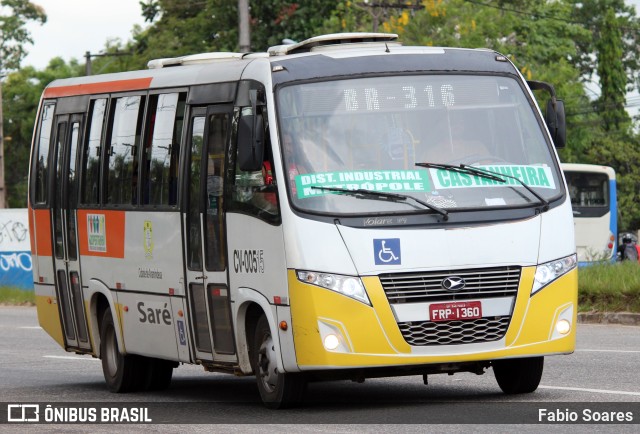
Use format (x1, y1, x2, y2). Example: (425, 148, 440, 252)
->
(42, 33, 519, 99)
(561, 163, 616, 179)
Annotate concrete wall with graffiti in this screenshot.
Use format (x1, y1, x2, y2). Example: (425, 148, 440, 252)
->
(0, 209, 33, 290)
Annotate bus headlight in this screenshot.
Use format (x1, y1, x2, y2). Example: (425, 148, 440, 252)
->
(531, 254, 577, 295)
(297, 271, 370, 305)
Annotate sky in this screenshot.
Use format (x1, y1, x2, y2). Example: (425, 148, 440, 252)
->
(23, 0, 147, 69)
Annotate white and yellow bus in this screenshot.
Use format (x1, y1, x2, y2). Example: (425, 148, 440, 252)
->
(29, 33, 577, 408)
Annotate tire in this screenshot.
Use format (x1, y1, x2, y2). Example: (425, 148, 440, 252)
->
(145, 358, 175, 391)
(100, 308, 145, 393)
(251, 315, 306, 409)
(493, 356, 544, 394)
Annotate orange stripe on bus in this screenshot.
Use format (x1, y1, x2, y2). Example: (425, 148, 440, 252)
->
(28, 206, 36, 255)
(77, 209, 126, 258)
(43, 77, 153, 98)
(33, 209, 52, 257)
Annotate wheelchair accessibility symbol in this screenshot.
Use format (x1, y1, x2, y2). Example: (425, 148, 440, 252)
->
(374, 238, 401, 265)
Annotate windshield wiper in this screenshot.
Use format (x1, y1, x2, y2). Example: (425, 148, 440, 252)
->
(415, 162, 549, 212)
(310, 185, 448, 220)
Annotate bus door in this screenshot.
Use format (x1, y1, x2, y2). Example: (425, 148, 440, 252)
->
(51, 114, 91, 351)
(183, 106, 236, 363)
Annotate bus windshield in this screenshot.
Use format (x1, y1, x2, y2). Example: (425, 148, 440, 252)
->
(277, 74, 563, 215)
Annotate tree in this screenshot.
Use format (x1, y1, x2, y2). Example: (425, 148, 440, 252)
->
(0, 0, 46, 71)
(249, 1, 342, 49)
(595, 8, 629, 131)
(585, 131, 640, 230)
(131, 0, 343, 64)
(126, 0, 232, 69)
(140, 0, 161, 23)
(1, 0, 47, 208)
(569, 0, 640, 96)
(568, 1, 640, 230)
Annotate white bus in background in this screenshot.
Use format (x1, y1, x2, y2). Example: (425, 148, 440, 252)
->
(562, 163, 617, 265)
(29, 33, 577, 408)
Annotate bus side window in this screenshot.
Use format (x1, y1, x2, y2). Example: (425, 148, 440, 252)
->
(141, 92, 186, 207)
(80, 99, 107, 205)
(32, 103, 56, 205)
(105, 95, 145, 206)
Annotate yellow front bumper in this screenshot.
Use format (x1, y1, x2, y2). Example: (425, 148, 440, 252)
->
(289, 267, 577, 369)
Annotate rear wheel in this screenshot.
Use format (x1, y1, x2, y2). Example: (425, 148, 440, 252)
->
(251, 315, 306, 409)
(100, 308, 145, 392)
(493, 356, 544, 394)
(145, 358, 175, 391)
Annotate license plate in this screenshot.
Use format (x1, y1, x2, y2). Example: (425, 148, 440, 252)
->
(429, 301, 482, 322)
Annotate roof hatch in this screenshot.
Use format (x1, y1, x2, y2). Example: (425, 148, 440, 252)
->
(268, 32, 399, 56)
(147, 51, 268, 69)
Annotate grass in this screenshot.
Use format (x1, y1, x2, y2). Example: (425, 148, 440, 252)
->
(578, 261, 640, 313)
(0, 287, 35, 306)
(1, 263, 639, 313)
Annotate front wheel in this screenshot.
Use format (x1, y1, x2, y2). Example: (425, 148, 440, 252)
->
(493, 356, 544, 394)
(251, 315, 306, 409)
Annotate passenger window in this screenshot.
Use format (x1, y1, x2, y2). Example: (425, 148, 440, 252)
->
(141, 93, 186, 206)
(106, 96, 145, 205)
(33, 103, 55, 205)
(81, 99, 107, 205)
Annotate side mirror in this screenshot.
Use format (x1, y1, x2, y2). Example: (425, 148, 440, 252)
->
(527, 80, 567, 149)
(545, 98, 566, 149)
(237, 113, 264, 172)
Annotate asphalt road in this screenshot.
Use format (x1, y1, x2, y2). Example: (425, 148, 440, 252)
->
(1, 306, 639, 432)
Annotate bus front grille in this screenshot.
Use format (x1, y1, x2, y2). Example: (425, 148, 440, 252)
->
(398, 316, 511, 346)
(380, 266, 521, 304)
(380, 267, 520, 346)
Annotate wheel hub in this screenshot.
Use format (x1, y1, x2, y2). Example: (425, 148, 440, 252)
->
(257, 333, 278, 393)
